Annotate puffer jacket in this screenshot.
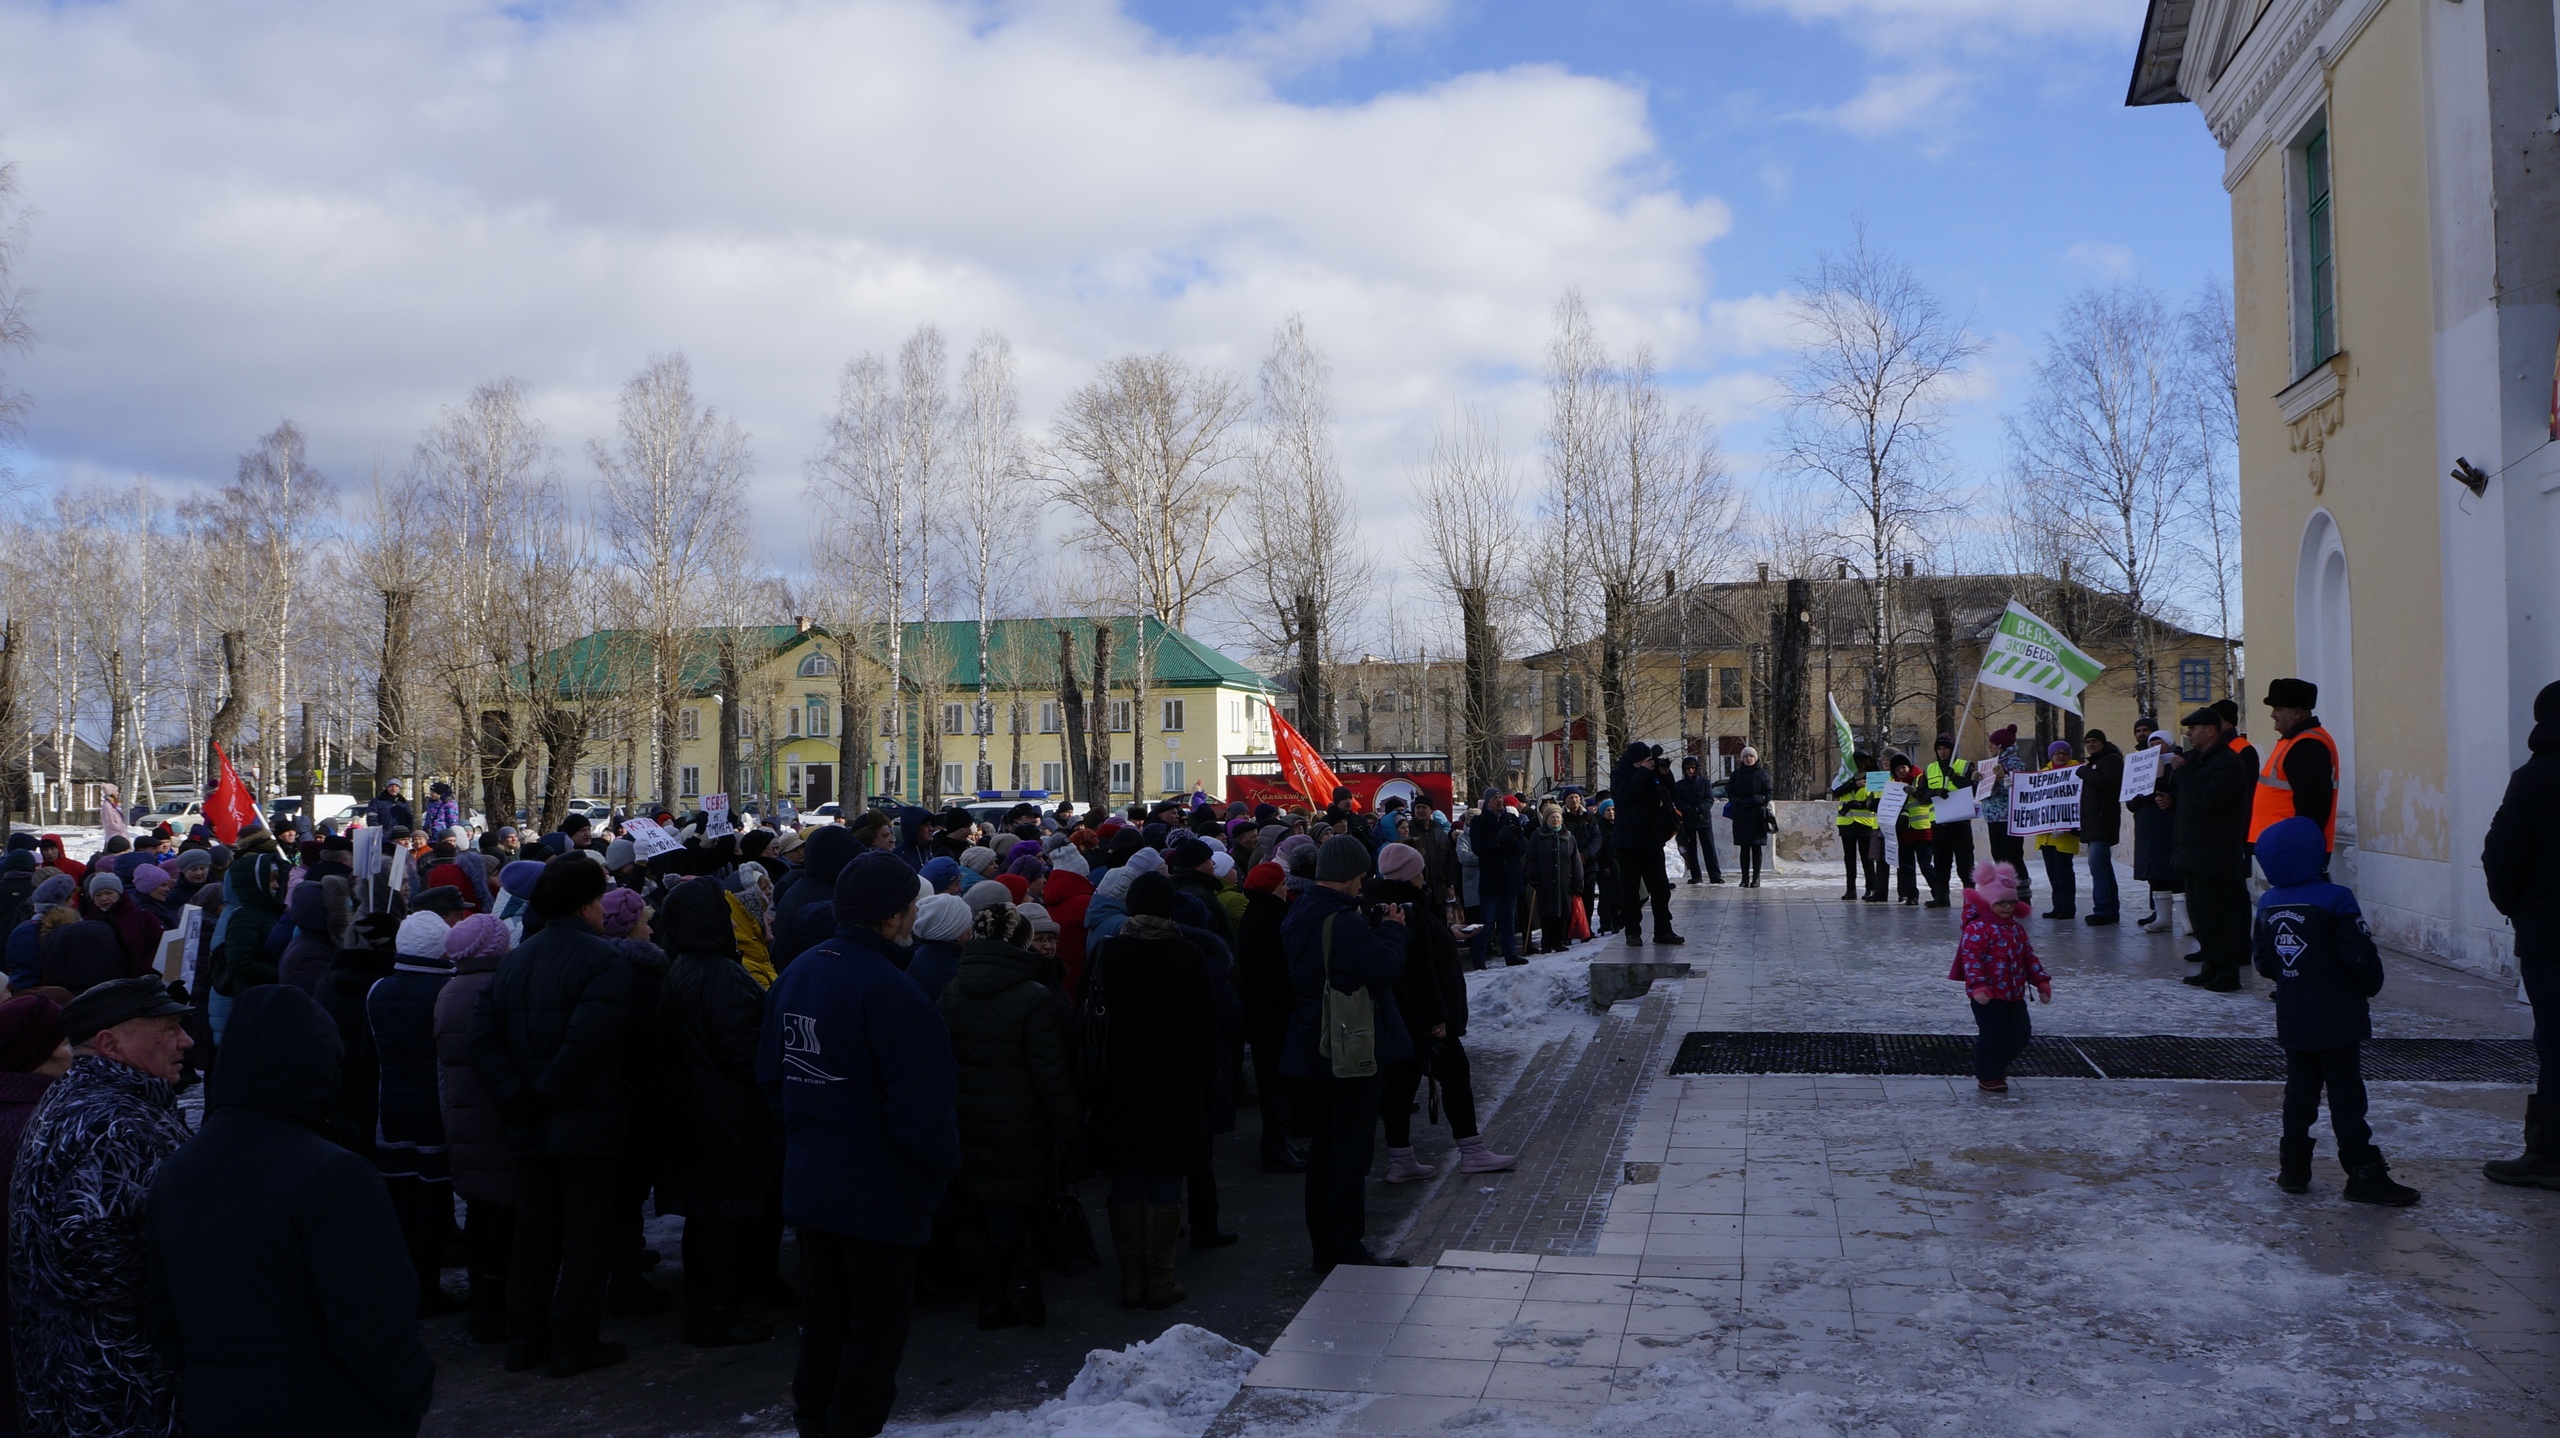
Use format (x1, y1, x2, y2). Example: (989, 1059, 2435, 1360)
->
(653, 879, 778, 1219)
(936, 939, 1079, 1205)
(1523, 825, 1582, 923)
(11, 1055, 192, 1438)
(1373, 877, 1466, 1042)
(771, 826, 858, 970)
(1947, 890, 2051, 1002)
(216, 854, 289, 996)
(433, 939, 516, 1207)
(2483, 692, 2560, 969)
(467, 917, 632, 1159)
(1084, 916, 1217, 1174)
(367, 959, 451, 1187)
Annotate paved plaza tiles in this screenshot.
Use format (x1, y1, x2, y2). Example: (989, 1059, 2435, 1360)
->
(1214, 873, 2560, 1436)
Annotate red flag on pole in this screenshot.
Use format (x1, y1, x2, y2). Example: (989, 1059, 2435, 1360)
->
(1268, 707, 1351, 813)
(205, 742, 257, 844)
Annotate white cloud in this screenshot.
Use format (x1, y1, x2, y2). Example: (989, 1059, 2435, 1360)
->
(1733, 0, 2144, 53)
(2061, 240, 2140, 280)
(1225, 0, 1452, 71)
(1799, 67, 1965, 140)
(0, 0, 1733, 573)
(1737, 0, 2148, 144)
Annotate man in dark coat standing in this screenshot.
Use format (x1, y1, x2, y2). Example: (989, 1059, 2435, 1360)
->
(1608, 744, 1684, 946)
(653, 877, 781, 1347)
(366, 783, 416, 835)
(1279, 836, 1410, 1274)
(758, 851, 959, 1438)
(1672, 757, 1722, 885)
(467, 856, 632, 1378)
(772, 825, 859, 970)
(2481, 678, 2560, 1189)
(2076, 730, 2125, 926)
(146, 984, 433, 1437)
(2162, 706, 2256, 991)
(1466, 790, 1524, 965)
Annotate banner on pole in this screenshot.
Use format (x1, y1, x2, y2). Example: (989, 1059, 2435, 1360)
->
(2007, 769, 2084, 836)
(1978, 601, 2104, 716)
(206, 742, 258, 845)
(1827, 694, 1856, 790)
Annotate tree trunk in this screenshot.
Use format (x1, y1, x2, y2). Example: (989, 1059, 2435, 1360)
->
(208, 631, 251, 783)
(478, 709, 522, 825)
(1057, 629, 1087, 805)
(0, 618, 22, 818)
(836, 663, 871, 808)
(374, 590, 412, 795)
(717, 646, 742, 802)
(298, 703, 317, 828)
(1292, 593, 1325, 752)
(1599, 585, 1631, 764)
(1769, 578, 1815, 799)
(534, 707, 580, 833)
(1089, 625, 1114, 808)
(1457, 586, 1502, 800)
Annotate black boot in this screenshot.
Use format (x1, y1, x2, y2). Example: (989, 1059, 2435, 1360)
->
(2276, 1137, 2313, 1194)
(2342, 1148, 2421, 1207)
(2483, 1095, 2560, 1189)
(1261, 1134, 1307, 1174)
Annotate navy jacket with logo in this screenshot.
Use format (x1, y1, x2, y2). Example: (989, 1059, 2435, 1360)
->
(2249, 817, 2384, 1052)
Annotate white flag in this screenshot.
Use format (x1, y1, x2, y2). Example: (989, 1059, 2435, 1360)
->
(1979, 600, 2104, 716)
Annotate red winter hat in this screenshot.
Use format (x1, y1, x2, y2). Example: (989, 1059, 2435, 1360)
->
(1244, 862, 1286, 894)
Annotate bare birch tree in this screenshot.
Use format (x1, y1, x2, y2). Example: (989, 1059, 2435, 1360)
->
(1421, 405, 1519, 797)
(1240, 314, 1369, 748)
(807, 353, 909, 799)
(225, 421, 334, 792)
(1777, 231, 1981, 752)
(1533, 292, 1613, 784)
(955, 331, 1025, 794)
(2182, 278, 2244, 701)
(1040, 353, 1252, 800)
(591, 354, 750, 811)
(2008, 283, 2198, 720)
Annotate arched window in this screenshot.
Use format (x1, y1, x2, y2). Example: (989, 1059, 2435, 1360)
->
(2295, 510, 2355, 832)
(797, 652, 836, 678)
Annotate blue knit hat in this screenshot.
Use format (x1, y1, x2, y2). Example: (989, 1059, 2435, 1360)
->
(835, 851, 922, 928)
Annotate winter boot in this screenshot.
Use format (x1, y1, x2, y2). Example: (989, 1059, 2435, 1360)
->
(1841, 886, 1858, 902)
(1385, 1147, 1438, 1183)
(1261, 1133, 1308, 1174)
(1653, 928, 1686, 946)
(1108, 1206, 1148, 1309)
(1455, 1134, 1517, 1174)
(2483, 1095, 2560, 1189)
(1141, 1205, 1187, 1310)
(1624, 929, 1644, 948)
(2276, 1137, 2314, 1194)
(2342, 1149, 2421, 1207)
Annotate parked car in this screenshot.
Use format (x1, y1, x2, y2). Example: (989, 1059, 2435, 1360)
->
(269, 794, 360, 833)
(135, 798, 206, 832)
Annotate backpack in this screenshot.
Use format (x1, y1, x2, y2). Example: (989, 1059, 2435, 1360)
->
(1314, 912, 1377, 1079)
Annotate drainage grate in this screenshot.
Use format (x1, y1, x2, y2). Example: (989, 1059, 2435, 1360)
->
(1669, 1031, 2541, 1083)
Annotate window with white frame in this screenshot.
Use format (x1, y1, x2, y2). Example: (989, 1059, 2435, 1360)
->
(787, 762, 803, 794)
(881, 764, 901, 794)
(678, 766, 700, 796)
(589, 767, 612, 798)
(679, 707, 700, 740)
(942, 702, 965, 736)
(1110, 760, 1133, 792)
(797, 652, 835, 677)
(880, 706, 899, 736)
(806, 698, 832, 738)
(1109, 700, 1133, 733)
(1038, 701, 1060, 734)
(786, 706, 802, 738)
(942, 762, 966, 794)
(2292, 118, 2338, 376)
(1040, 761, 1064, 792)
(1160, 697, 1185, 731)
(1162, 760, 1185, 794)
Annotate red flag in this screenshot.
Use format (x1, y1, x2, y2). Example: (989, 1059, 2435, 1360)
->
(205, 742, 258, 845)
(1268, 707, 1352, 813)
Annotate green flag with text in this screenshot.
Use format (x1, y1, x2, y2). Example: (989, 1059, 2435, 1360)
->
(1979, 600, 2104, 716)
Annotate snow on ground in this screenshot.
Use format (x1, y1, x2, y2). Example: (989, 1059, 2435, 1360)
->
(13, 825, 105, 861)
(863, 1326, 1265, 1438)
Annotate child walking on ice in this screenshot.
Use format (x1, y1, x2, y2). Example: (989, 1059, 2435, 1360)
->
(2251, 815, 2420, 1205)
(1949, 861, 2051, 1092)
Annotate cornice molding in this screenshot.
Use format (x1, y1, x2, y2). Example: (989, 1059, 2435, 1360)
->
(2198, 0, 2386, 179)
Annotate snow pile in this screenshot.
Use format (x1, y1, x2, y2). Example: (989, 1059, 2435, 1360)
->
(884, 1325, 1261, 1438)
(1465, 953, 1592, 1038)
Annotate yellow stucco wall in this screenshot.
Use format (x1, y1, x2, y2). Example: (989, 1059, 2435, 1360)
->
(2232, 0, 2449, 862)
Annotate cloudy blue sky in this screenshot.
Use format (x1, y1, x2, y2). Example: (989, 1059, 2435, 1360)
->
(0, 0, 2227, 619)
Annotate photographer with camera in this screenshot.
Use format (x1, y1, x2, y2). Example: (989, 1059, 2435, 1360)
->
(1372, 843, 1515, 1184)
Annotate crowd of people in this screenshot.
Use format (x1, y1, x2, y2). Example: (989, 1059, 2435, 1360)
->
(0, 669, 2548, 1437)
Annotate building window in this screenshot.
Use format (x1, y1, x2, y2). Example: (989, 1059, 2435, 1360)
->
(1038, 701, 1060, 734)
(678, 707, 699, 741)
(1376, 691, 1397, 715)
(1161, 698, 1185, 732)
(1718, 668, 1745, 709)
(1681, 669, 1709, 711)
(797, 653, 835, 677)
(1162, 760, 1185, 794)
(786, 706, 801, 737)
(880, 706, 899, 736)
(880, 764, 901, 794)
(942, 702, 965, 736)
(1109, 701, 1133, 733)
(1110, 759, 1133, 793)
(678, 766, 700, 797)
(1040, 761, 1064, 792)
(942, 762, 966, 794)
(740, 711, 757, 739)
(2295, 122, 2338, 374)
(786, 762, 803, 794)
(1277, 697, 1298, 724)
(2179, 657, 2213, 703)
(806, 698, 831, 738)
(588, 767, 611, 798)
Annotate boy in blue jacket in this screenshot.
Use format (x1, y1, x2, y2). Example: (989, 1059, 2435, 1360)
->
(2251, 817, 2418, 1206)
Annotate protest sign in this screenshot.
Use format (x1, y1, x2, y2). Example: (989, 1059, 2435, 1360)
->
(2007, 769, 2083, 836)
(1935, 784, 1977, 825)
(704, 793, 733, 839)
(1876, 782, 1906, 871)
(159, 908, 202, 985)
(2119, 746, 2163, 804)
(623, 815, 683, 859)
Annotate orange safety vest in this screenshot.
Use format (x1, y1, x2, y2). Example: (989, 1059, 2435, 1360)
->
(2249, 724, 2338, 848)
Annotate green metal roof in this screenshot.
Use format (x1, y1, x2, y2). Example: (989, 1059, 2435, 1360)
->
(525, 616, 1277, 699)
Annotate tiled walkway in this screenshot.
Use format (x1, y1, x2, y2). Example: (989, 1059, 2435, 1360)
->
(1219, 879, 2560, 1436)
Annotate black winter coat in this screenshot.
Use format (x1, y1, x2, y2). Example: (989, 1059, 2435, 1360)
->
(1469, 808, 1525, 894)
(1372, 879, 1465, 1042)
(1609, 753, 1674, 849)
(2076, 745, 2124, 846)
(1523, 826, 1583, 922)
(1725, 764, 1774, 846)
(936, 940, 1080, 1205)
(1671, 775, 1714, 830)
(146, 985, 433, 1437)
(610, 936, 667, 1164)
(432, 953, 513, 1207)
(365, 967, 450, 1184)
(1085, 917, 1217, 1174)
(653, 889, 777, 1218)
(2169, 738, 2256, 879)
(1169, 870, 1235, 951)
(1234, 890, 1294, 1053)
(2483, 714, 2560, 969)
(468, 917, 632, 1159)
(772, 827, 859, 970)
(314, 949, 393, 1148)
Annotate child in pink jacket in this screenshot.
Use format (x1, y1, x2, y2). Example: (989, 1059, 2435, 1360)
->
(1948, 860, 2052, 1092)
